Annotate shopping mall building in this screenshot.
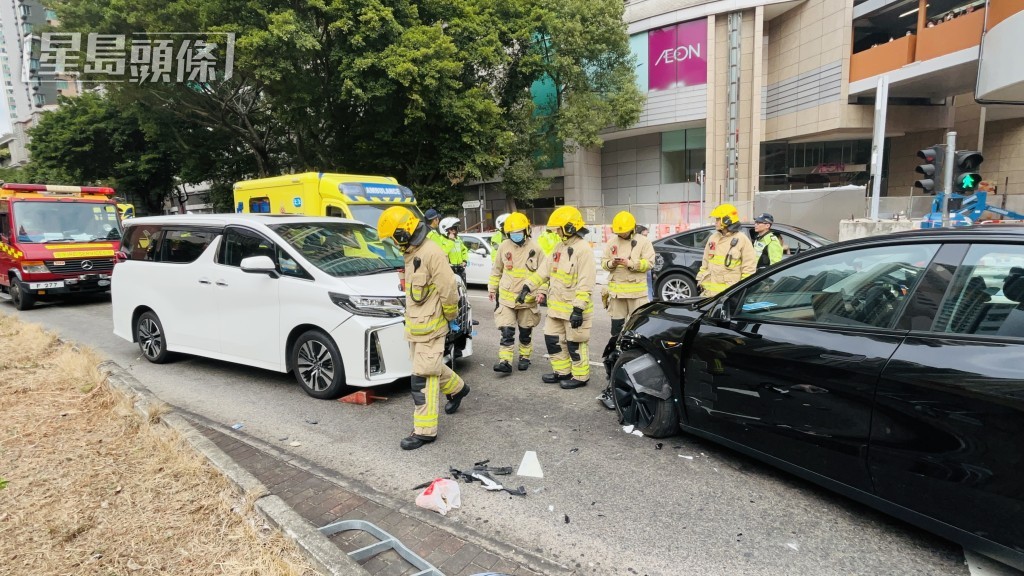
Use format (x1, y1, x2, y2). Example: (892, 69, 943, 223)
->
(463, 0, 1024, 236)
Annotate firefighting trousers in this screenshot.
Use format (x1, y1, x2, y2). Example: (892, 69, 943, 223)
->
(543, 316, 590, 382)
(608, 295, 649, 321)
(409, 336, 464, 437)
(495, 304, 540, 362)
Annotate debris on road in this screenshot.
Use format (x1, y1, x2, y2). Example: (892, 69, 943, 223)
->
(289, 441, 302, 447)
(415, 478, 461, 516)
(304, 419, 318, 425)
(679, 455, 694, 460)
(569, 448, 579, 454)
(622, 425, 644, 437)
(516, 451, 544, 478)
(339, 390, 388, 405)
(230, 423, 243, 430)
(564, 514, 570, 524)
(655, 443, 663, 450)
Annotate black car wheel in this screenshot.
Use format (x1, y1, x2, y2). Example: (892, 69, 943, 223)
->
(291, 330, 346, 399)
(136, 310, 170, 364)
(658, 273, 698, 301)
(611, 348, 679, 438)
(9, 278, 35, 311)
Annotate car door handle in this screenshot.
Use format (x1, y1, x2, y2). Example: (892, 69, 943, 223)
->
(198, 278, 212, 285)
(215, 281, 228, 287)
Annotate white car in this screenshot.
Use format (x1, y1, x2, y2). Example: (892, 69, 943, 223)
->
(459, 232, 495, 286)
(112, 214, 471, 399)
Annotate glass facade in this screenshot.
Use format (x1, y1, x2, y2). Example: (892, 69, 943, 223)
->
(760, 139, 882, 191)
(661, 127, 706, 184)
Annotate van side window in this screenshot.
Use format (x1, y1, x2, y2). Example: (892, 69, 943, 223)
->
(249, 197, 271, 213)
(160, 229, 215, 264)
(0, 208, 9, 239)
(220, 227, 278, 268)
(326, 206, 344, 217)
(125, 225, 163, 261)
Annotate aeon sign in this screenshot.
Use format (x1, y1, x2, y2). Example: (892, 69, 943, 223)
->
(648, 19, 707, 91)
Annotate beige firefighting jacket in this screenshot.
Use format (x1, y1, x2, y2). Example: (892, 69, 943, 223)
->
(525, 234, 595, 321)
(488, 238, 545, 308)
(601, 234, 655, 299)
(696, 228, 757, 296)
(401, 239, 459, 342)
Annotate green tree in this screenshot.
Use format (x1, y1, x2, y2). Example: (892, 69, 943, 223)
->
(52, 0, 643, 209)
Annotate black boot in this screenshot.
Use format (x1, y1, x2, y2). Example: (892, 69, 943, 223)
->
(560, 378, 588, 390)
(444, 384, 471, 415)
(400, 434, 436, 450)
(493, 360, 512, 373)
(598, 386, 616, 410)
(542, 372, 571, 384)
(517, 357, 531, 371)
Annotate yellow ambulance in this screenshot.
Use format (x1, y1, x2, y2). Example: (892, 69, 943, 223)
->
(232, 172, 423, 225)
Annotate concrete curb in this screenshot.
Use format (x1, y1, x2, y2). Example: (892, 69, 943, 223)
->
(99, 361, 368, 576)
(210, 421, 575, 576)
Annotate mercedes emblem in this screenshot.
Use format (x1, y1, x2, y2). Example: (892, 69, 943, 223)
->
(81, 260, 94, 271)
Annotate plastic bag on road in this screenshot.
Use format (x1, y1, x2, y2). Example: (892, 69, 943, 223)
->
(415, 478, 462, 515)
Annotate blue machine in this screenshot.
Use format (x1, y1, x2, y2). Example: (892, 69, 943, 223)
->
(921, 192, 1024, 228)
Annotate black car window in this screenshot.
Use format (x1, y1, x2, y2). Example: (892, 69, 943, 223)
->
(733, 244, 940, 329)
(775, 232, 812, 256)
(668, 229, 711, 248)
(219, 227, 278, 268)
(932, 244, 1024, 338)
(159, 229, 215, 264)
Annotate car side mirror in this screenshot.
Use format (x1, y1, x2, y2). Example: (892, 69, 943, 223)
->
(474, 248, 487, 256)
(708, 303, 730, 325)
(240, 255, 278, 278)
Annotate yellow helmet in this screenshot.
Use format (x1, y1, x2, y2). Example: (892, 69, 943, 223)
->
(503, 212, 530, 234)
(710, 203, 740, 228)
(611, 211, 636, 235)
(547, 205, 585, 236)
(377, 206, 419, 246)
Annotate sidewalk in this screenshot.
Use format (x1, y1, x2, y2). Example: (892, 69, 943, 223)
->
(103, 361, 567, 576)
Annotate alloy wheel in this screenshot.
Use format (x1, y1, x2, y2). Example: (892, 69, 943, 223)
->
(297, 339, 335, 392)
(661, 278, 693, 300)
(138, 318, 163, 360)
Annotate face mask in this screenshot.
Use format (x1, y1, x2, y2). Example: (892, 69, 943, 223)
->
(510, 231, 526, 244)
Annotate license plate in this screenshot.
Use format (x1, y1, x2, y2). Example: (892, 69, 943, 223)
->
(29, 281, 63, 289)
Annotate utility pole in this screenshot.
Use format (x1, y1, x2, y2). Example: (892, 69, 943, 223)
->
(869, 75, 889, 220)
(942, 131, 956, 228)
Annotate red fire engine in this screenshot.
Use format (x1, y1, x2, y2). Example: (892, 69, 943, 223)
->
(0, 183, 123, 310)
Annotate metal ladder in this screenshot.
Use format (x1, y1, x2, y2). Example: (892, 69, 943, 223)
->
(319, 518, 443, 576)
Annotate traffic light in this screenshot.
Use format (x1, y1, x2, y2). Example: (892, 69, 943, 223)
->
(952, 150, 983, 194)
(914, 145, 945, 195)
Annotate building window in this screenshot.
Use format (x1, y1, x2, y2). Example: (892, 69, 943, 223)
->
(33, 94, 44, 106)
(45, 9, 57, 21)
(21, 23, 33, 35)
(19, 4, 30, 16)
(56, 80, 68, 89)
(661, 128, 706, 184)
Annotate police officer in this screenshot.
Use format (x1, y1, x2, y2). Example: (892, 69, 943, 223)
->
(696, 203, 756, 297)
(597, 211, 655, 409)
(424, 208, 446, 248)
(751, 212, 783, 271)
(490, 213, 511, 262)
(489, 212, 544, 373)
(538, 227, 561, 256)
(439, 216, 469, 283)
(377, 206, 470, 450)
(520, 206, 595, 389)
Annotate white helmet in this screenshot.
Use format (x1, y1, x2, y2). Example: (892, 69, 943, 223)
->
(495, 213, 511, 232)
(439, 217, 461, 235)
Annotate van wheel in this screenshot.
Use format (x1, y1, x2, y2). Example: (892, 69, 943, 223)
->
(136, 311, 170, 364)
(9, 278, 35, 311)
(611, 349, 679, 438)
(291, 330, 346, 399)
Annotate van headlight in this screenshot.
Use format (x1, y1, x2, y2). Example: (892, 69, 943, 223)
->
(329, 293, 405, 318)
(21, 261, 50, 274)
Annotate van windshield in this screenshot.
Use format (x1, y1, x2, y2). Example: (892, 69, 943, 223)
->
(270, 221, 404, 277)
(12, 200, 122, 243)
(347, 204, 424, 228)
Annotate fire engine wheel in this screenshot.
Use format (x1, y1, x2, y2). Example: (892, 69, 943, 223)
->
(9, 278, 35, 311)
(135, 311, 170, 364)
(291, 330, 346, 400)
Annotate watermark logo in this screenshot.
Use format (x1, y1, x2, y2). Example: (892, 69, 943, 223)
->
(33, 32, 235, 84)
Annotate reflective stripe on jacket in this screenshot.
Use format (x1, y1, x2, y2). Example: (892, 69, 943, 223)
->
(489, 238, 544, 308)
(525, 235, 595, 320)
(402, 240, 459, 342)
(753, 231, 784, 270)
(601, 234, 655, 299)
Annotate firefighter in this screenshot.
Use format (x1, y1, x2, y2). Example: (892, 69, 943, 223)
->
(490, 213, 511, 262)
(439, 216, 469, 283)
(489, 212, 544, 373)
(597, 210, 655, 409)
(751, 213, 784, 271)
(377, 206, 470, 451)
(519, 206, 595, 389)
(696, 203, 756, 297)
(538, 227, 561, 256)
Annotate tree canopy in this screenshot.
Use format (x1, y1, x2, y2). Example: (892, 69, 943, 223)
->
(38, 0, 643, 213)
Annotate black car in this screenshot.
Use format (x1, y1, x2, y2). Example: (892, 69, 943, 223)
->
(652, 223, 832, 300)
(606, 225, 1024, 571)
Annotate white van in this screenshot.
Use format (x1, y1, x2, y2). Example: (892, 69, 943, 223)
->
(111, 214, 472, 399)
